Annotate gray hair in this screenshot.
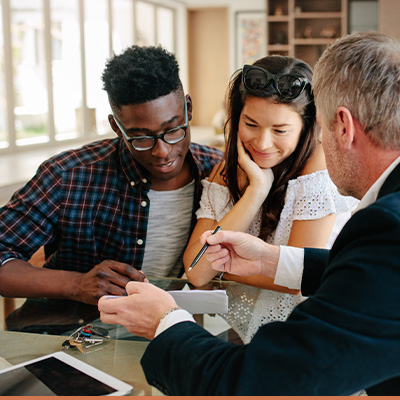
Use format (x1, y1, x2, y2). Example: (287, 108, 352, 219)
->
(313, 31, 400, 149)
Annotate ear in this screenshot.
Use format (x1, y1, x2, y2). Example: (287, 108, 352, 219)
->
(336, 106, 355, 150)
(108, 114, 122, 138)
(186, 94, 193, 122)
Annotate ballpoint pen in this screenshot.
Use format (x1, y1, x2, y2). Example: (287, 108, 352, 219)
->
(188, 226, 221, 271)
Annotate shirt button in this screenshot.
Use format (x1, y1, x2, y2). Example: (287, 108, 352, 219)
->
(130, 181, 135, 187)
(142, 178, 147, 184)
(137, 239, 143, 245)
(141, 201, 147, 207)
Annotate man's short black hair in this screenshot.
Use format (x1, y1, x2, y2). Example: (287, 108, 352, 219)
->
(102, 45, 183, 110)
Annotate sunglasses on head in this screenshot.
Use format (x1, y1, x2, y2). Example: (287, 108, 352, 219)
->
(242, 64, 309, 100)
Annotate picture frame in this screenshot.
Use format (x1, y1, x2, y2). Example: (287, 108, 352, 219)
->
(235, 11, 266, 69)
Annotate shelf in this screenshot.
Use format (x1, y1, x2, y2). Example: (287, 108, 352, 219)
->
(294, 38, 338, 45)
(294, 0, 342, 13)
(266, 0, 347, 66)
(294, 12, 343, 19)
(268, 15, 289, 22)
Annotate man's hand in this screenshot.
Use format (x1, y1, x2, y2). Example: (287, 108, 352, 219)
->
(98, 282, 177, 339)
(200, 230, 279, 279)
(71, 260, 148, 305)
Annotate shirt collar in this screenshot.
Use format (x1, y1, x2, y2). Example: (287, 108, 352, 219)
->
(187, 144, 205, 178)
(353, 156, 400, 214)
(119, 139, 150, 187)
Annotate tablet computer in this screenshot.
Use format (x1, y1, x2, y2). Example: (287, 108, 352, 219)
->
(0, 351, 133, 396)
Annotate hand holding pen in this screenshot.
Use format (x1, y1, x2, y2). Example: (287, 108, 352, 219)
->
(188, 226, 222, 271)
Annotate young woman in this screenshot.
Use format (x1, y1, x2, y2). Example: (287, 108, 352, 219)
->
(183, 55, 358, 343)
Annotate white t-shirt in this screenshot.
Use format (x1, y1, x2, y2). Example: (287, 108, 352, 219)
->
(141, 180, 194, 277)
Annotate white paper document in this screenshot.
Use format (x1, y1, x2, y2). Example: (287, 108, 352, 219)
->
(168, 289, 228, 314)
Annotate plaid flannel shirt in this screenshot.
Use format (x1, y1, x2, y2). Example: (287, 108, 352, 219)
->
(0, 138, 222, 273)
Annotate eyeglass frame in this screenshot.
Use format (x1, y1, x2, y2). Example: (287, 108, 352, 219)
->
(113, 98, 188, 151)
(242, 64, 309, 100)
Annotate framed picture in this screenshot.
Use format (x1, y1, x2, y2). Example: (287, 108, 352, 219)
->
(235, 11, 266, 69)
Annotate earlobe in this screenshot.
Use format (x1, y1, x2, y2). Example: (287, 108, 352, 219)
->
(336, 107, 355, 150)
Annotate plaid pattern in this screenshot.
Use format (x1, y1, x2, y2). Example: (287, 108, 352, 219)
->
(0, 138, 222, 272)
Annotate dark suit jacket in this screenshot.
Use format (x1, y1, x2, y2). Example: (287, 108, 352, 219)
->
(140, 164, 400, 396)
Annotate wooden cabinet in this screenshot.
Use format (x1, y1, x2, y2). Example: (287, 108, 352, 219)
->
(266, 0, 348, 66)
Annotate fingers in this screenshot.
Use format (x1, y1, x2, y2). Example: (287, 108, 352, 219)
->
(209, 257, 230, 272)
(125, 282, 176, 308)
(109, 261, 147, 282)
(98, 282, 178, 339)
(206, 245, 229, 258)
(96, 283, 139, 311)
(97, 261, 147, 292)
(205, 247, 230, 271)
(237, 136, 253, 164)
(262, 168, 274, 189)
(81, 261, 149, 303)
(98, 295, 123, 324)
(97, 296, 119, 314)
(237, 137, 249, 169)
(237, 135, 245, 156)
(99, 312, 118, 325)
(134, 269, 148, 282)
(199, 229, 223, 246)
(125, 280, 148, 294)
(200, 229, 236, 246)
(103, 283, 128, 297)
(198, 232, 231, 271)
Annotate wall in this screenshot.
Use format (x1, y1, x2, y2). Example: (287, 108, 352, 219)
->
(183, 0, 266, 74)
(378, 0, 400, 40)
(187, 8, 229, 126)
(184, 0, 266, 126)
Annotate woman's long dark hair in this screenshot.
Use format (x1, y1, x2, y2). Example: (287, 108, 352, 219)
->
(222, 55, 317, 241)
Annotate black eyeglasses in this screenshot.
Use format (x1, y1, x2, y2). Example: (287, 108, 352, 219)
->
(114, 99, 188, 151)
(242, 64, 309, 100)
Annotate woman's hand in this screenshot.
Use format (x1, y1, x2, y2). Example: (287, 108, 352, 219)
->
(237, 136, 274, 198)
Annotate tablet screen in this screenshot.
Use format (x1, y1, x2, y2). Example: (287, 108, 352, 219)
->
(0, 353, 132, 396)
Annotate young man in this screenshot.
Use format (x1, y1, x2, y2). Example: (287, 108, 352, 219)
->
(0, 45, 222, 306)
(99, 32, 400, 395)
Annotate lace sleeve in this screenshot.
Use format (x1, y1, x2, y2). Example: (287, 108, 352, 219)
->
(195, 179, 233, 222)
(284, 170, 359, 221)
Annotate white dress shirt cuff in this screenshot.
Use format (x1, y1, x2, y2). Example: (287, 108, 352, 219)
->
(155, 309, 195, 337)
(274, 245, 304, 290)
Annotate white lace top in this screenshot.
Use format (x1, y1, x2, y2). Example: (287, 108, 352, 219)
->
(196, 170, 359, 343)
